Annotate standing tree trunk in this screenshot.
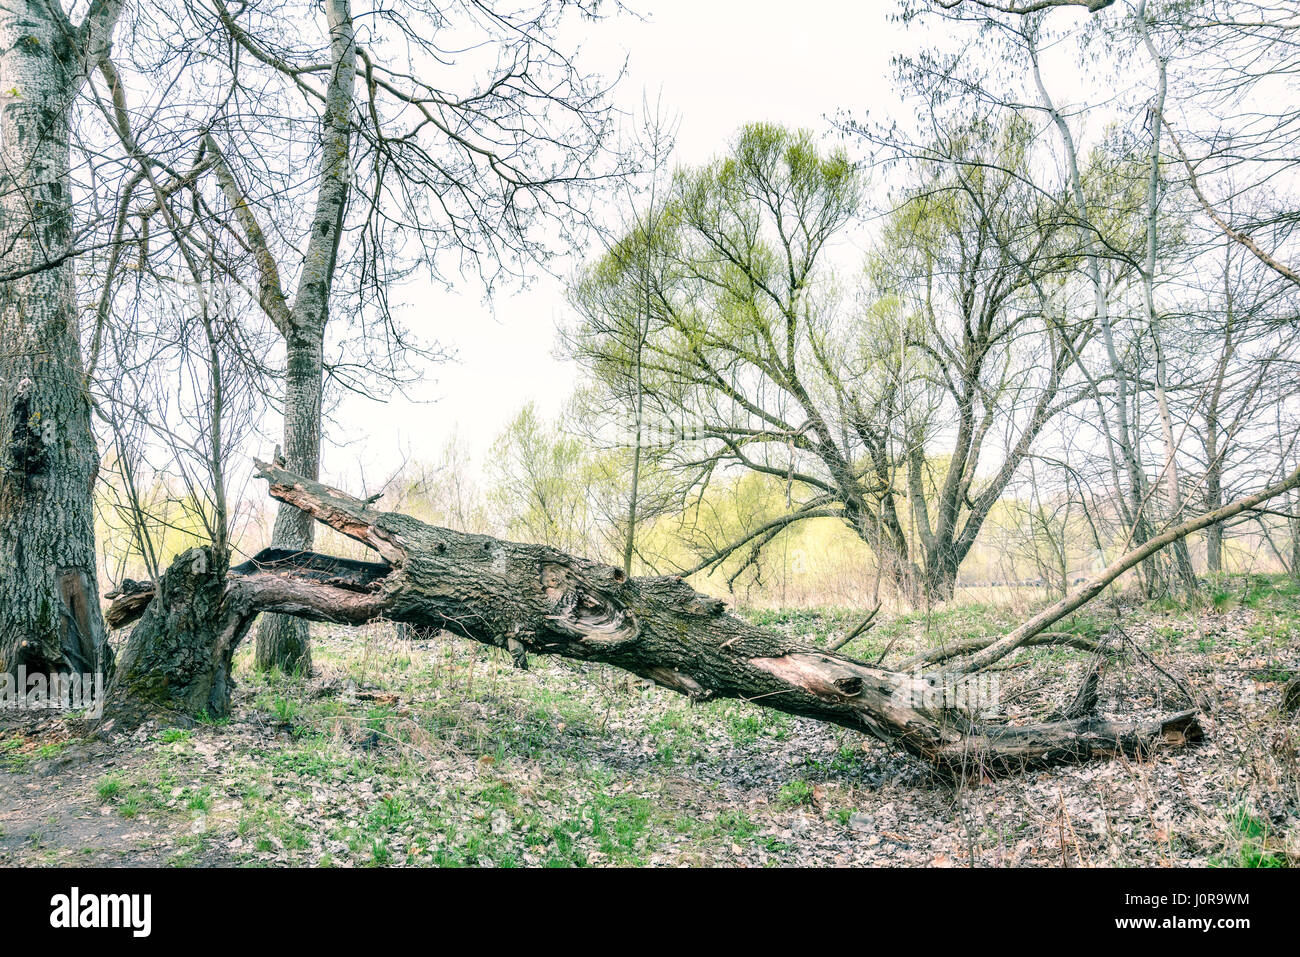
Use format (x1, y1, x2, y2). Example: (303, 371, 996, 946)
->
(236, 0, 355, 674)
(0, 0, 123, 677)
(1290, 488, 1300, 585)
(103, 547, 237, 726)
(1138, 3, 1197, 593)
(923, 546, 961, 603)
(1203, 441, 1223, 573)
(1202, 241, 1237, 576)
(254, 331, 324, 673)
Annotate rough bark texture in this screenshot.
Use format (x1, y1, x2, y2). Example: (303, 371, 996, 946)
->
(252, 0, 355, 673)
(0, 1, 123, 677)
(102, 548, 242, 726)
(104, 462, 1210, 777)
(105, 546, 392, 722)
(1291, 489, 1300, 585)
(1204, 435, 1224, 574)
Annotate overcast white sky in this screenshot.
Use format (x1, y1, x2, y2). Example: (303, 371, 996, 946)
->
(321, 1, 914, 489)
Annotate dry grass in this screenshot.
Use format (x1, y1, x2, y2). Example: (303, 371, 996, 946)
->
(0, 575, 1296, 867)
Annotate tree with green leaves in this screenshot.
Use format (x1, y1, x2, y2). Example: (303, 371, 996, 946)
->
(570, 122, 1084, 601)
(487, 403, 608, 559)
(563, 99, 685, 577)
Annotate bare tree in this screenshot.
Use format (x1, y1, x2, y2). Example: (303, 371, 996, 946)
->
(87, 0, 629, 671)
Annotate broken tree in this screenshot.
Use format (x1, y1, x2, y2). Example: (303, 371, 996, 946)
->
(110, 462, 1300, 776)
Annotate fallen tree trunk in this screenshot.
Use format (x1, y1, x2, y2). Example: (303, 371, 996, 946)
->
(99, 462, 1211, 776)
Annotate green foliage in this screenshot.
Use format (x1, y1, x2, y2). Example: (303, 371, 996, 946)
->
(486, 402, 612, 558)
(1212, 806, 1288, 868)
(776, 778, 816, 808)
(271, 696, 298, 724)
(187, 787, 212, 813)
(96, 776, 123, 801)
(1210, 588, 1239, 613)
(560, 114, 1112, 599)
(484, 398, 684, 574)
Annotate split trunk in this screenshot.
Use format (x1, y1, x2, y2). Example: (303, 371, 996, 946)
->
(104, 463, 1206, 777)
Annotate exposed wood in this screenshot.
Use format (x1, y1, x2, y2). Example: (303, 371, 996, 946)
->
(102, 462, 1213, 776)
(104, 579, 156, 630)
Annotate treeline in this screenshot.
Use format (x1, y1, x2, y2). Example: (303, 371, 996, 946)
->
(4, 0, 1300, 682)
(94, 398, 1297, 611)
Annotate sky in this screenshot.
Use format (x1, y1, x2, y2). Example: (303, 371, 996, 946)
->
(321, 1, 913, 489)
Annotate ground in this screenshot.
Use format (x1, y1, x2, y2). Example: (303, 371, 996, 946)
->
(1, 575, 1297, 867)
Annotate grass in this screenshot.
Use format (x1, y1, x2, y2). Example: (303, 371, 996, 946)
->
(1, 738, 71, 771)
(187, 786, 212, 813)
(777, 778, 815, 808)
(1212, 806, 1288, 868)
(5, 573, 1296, 868)
(1210, 588, 1238, 614)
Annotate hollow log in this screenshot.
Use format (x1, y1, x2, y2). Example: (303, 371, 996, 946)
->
(102, 461, 1205, 776)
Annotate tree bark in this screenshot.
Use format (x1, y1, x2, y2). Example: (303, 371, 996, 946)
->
(254, 332, 324, 674)
(922, 547, 960, 602)
(0, 0, 123, 677)
(1290, 488, 1300, 585)
(1202, 248, 1234, 576)
(1138, 4, 1197, 593)
(251, 0, 355, 673)
(104, 462, 1217, 777)
(102, 548, 241, 726)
